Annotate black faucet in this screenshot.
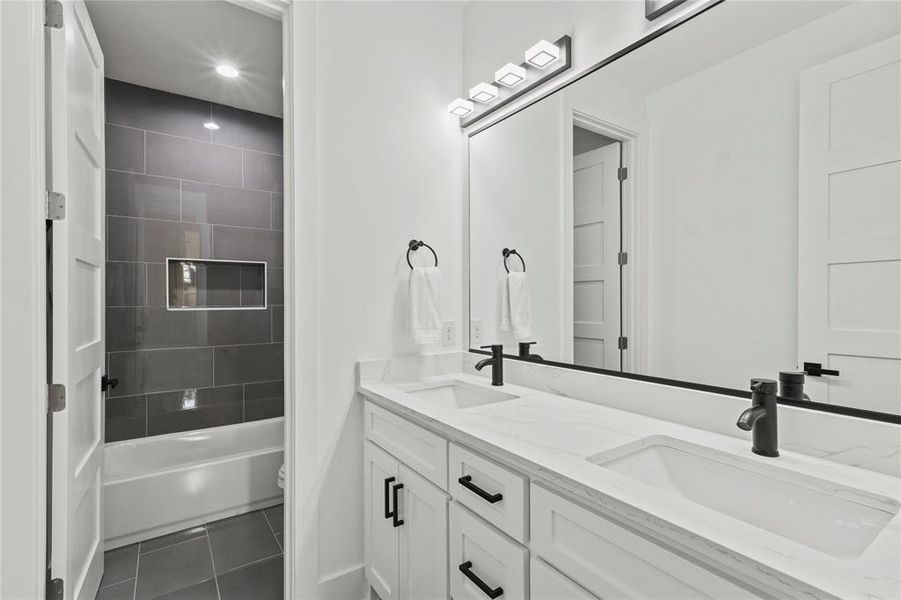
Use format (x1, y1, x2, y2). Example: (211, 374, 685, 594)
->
(736, 378, 779, 457)
(518, 341, 543, 362)
(475, 344, 504, 386)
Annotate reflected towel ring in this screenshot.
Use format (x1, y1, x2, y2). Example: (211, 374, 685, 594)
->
(503, 248, 526, 273)
(407, 239, 438, 269)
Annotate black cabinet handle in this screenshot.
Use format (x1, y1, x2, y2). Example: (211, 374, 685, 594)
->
(458, 475, 503, 504)
(459, 561, 503, 599)
(391, 483, 404, 527)
(804, 362, 840, 377)
(384, 477, 395, 520)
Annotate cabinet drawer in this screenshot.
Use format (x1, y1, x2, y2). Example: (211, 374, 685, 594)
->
(450, 502, 527, 600)
(365, 402, 448, 490)
(531, 558, 597, 600)
(449, 443, 528, 543)
(531, 485, 761, 600)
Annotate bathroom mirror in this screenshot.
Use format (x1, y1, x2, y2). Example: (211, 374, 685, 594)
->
(468, 0, 901, 419)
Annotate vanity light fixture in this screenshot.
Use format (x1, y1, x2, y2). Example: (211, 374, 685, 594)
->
(215, 64, 240, 78)
(495, 63, 527, 87)
(469, 82, 499, 103)
(203, 121, 220, 130)
(525, 39, 560, 68)
(447, 98, 475, 117)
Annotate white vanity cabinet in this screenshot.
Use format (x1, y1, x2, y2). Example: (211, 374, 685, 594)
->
(363, 400, 768, 600)
(364, 440, 449, 600)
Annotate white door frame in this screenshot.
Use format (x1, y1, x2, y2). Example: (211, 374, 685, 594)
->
(568, 110, 645, 373)
(0, 1, 306, 597)
(0, 2, 49, 598)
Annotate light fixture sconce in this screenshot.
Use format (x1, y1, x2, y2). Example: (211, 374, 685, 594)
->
(495, 63, 527, 88)
(447, 98, 475, 117)
(525, 40, 560, 68)
(469, 82, 499, 103)
(215, 64, 240, 78)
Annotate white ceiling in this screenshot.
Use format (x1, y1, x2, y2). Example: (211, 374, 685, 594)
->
(86, 0, 283, 117)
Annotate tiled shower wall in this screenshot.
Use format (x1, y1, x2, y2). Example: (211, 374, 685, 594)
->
(104, 79, 284, 442)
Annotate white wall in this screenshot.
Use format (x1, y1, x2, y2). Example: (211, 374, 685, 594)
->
(289, 2, 465, 597)
(470, 95, 564, 356)
(644, 0, 901, 388)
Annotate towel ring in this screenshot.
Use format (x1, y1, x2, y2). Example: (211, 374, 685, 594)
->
(502, 248, 526, 273)
(407, 239, 438, 269)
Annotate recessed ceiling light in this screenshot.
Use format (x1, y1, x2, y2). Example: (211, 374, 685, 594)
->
(495, 63, 527, 87)
(525, 40, 560, 69)
(215, 64, 239, 78)
(447, 98, 474, 117)
(469, 82, 499, 104)
(203, 122, 220, 130)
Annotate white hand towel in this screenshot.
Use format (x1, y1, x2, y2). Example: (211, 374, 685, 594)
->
(502, 271, 533, 341)
(408, 266, 442, 345)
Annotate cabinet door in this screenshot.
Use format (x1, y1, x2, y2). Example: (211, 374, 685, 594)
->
(398, 465, 449, 600)
(365, 441, 400, 600)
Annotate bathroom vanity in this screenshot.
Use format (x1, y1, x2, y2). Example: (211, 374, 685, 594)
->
(359, 354, 901, 600)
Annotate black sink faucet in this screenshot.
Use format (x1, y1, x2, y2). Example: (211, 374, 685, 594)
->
(736, 378, 779, 457)
(475, 344, 504, 386)
(518, 341, 543, 362)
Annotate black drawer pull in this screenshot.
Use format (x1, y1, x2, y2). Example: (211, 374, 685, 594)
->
(384, 477, 395, 519)
(458, 475, 503, 504)
(459, 561, 503, 599)
(391, 483, 404, 527)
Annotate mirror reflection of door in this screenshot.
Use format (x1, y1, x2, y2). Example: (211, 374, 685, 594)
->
(798, 36, 901, 415)
(572, 127, 622, 370)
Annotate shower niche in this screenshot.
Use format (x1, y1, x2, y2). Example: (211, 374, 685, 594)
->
(167, 258, 267, 310)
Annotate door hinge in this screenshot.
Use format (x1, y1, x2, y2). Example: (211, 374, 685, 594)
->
(617, 166, 628, 181)
(44, 0, 63, 28)
(618, 336, 629, 351)
(47, 578, 64, 600)
(617, 251, 628, 266)
(48, 384, 66, 413)
(45, 191, 65, 220)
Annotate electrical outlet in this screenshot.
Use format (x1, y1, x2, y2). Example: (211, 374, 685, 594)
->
(470, 319, 483, 346)
(442, 321, 456, 347)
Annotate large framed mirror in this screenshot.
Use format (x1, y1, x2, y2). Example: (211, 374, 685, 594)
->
(468, 0, 901, 422)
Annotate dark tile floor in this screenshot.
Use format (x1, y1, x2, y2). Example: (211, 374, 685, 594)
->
(96, 505, 284, 600)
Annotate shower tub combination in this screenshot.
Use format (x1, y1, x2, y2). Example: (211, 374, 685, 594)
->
(104, 418, 284, 549)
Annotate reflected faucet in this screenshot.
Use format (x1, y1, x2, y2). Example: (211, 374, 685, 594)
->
(736, 378, 779, 457)
(518, 341, 543, 362)
(475, 344, 504, 386)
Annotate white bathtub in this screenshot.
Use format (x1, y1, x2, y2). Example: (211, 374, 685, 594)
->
(104, 418, 284, 549)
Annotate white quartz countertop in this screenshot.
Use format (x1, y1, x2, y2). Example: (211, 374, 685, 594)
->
(358, 372, 901, 600)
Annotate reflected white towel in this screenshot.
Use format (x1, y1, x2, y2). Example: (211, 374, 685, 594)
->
(408, 266, 442, 345)
(501, 271, 533, 341)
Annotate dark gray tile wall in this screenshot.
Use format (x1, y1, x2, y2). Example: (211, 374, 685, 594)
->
(105, 79, 284, 442)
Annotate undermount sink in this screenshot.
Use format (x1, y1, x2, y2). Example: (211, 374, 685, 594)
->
(587, 436, 899, 558)
(400, 380, 518, 409)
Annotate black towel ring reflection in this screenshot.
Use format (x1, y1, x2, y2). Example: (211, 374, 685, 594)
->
(407, 239, 438, 269)
(503, 248, 526, 273)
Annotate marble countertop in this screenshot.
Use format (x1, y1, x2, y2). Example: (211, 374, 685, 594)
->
(358, 370, 901, 600)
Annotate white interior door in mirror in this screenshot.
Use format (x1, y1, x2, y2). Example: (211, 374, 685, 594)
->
(799, 35, 901, 414)
(48, 1, 106, 598)
(573, 143, 621, 370)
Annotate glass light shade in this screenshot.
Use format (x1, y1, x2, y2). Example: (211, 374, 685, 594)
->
(525, 40, 560, 68)
(469, 82, 499, 103)
(494, 63, 527, 87)
(447, 98, 475, 117)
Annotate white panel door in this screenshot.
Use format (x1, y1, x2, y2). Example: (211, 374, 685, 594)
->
(799, 35, 901, 414)
(364, 441, 400, 600)
(48, 2, 106, 599)
(573, 144, 621, 369)
(398, 464, 448, 600)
